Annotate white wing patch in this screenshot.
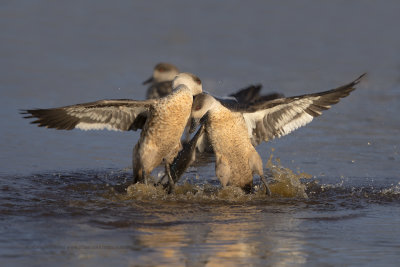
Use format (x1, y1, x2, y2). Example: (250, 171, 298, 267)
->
(280, 112, 314, 136)
(243, 96, 320, 145)
(65, 106, 138, 131)
(76, 122, 121, 131)
(272, 98, 316, 137)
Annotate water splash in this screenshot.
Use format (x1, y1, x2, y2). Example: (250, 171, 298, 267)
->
(103, 150, 313, 202)
(92, 149, 399, 204)
(265, 149, 312, 198)
(381, 182, 400, 196)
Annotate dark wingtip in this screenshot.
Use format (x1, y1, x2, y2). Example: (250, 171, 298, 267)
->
(20, 108, 79, 130)
(19, 109, 31, 115)
(342, 73, 366, 93)
(353, 73, 367, 85)
(20, 109, 35, 119)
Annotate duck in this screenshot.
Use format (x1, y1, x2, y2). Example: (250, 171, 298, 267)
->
(166, 74, 366, 194)
(22, 73, 203, 186)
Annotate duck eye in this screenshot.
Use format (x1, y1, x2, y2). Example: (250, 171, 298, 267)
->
(194, 106, 201, 111)
(159, 67, 165, 72)
(194, 78, 201, 85)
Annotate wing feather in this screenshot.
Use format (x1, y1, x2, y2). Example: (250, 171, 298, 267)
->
(242, 74, 365, 145)
(22, 99, 156, 131)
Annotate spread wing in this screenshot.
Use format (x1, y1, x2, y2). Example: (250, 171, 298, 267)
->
(21, 99, 157, 131)
(242, 74, 366, 145)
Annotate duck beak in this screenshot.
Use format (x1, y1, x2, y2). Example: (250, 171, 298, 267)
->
(142, 76, 153, 85)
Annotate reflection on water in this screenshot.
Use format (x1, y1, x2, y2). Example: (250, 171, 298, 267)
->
(97, 196, 309, 266)
(135, 206, 307, 267)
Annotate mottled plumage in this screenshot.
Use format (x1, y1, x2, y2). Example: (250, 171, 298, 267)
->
(132, 85, 195, 183)
(205, 106, 262, 191)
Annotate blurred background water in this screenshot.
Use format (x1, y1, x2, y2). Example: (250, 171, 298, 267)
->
(1, 0, 400, 266)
